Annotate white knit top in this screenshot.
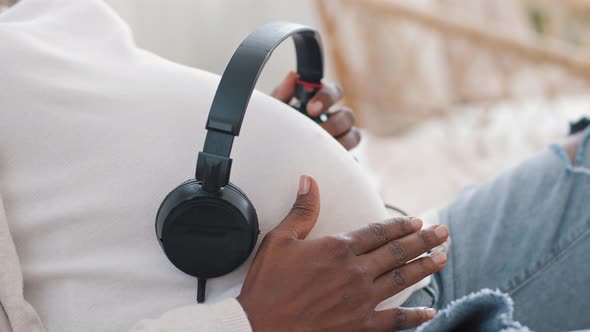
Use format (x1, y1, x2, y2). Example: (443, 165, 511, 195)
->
(0, 1, 429, 331)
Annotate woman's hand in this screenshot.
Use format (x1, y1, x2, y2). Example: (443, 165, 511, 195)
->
(237, 176, 449, 332)
(272, 71, 361, 150)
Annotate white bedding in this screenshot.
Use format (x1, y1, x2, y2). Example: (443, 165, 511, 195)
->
(359, 96, 590, 214)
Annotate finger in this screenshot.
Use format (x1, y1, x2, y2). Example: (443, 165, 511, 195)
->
(271, 71, 298, 103)
(272, 175, 320, 240)
(336, 127, 362, 150)
(364, 225, 449, 276)
(344, 217, 422, 255)
(430, 236, 451, 255)
(372, 307, 436, 331)
(320, 108, 355, 138)
(372, 252, 447, 304)
(306, 82, 343, 117)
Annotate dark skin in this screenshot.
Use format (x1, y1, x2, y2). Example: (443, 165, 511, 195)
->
(272, 71, 361, 150)
(237, 176, 449, 331)
(564, 131, 584, 163)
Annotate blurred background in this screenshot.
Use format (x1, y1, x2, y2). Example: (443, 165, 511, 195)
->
(102, 0, 590, 215)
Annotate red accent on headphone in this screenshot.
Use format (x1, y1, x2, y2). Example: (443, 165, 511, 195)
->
(296, 79, 323, 92)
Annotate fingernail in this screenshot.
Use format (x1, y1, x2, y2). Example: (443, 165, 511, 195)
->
(298, 175, 311, 196)
(425, 308, 436, 318)
(434, 225, 448, 239)
(416, 307, 436, 319)
(431, 252, 447, 265)
(307, 100, 323, 114)
(410, 217, 422, 231)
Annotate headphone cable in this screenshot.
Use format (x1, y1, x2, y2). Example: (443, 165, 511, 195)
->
(384, 203, 409, 217)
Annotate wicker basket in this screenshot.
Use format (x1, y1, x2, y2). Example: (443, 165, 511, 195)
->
(316, 0, 590, 135)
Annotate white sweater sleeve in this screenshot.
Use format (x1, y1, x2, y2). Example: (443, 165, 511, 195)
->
(129, 299, 252, 332)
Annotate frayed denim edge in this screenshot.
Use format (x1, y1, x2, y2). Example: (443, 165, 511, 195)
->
(416, 289, 531, 332)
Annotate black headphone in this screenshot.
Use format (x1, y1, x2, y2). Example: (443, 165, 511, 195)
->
(155, 22, 324, 303)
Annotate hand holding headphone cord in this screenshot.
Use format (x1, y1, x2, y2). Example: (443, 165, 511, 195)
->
(292, 79, 327, 123)
(155, 22, 325, 303)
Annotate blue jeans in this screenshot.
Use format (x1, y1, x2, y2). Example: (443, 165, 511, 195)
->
(405, 126, 590, 331)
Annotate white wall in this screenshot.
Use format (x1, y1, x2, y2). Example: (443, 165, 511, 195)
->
(104, 0, 328, 93)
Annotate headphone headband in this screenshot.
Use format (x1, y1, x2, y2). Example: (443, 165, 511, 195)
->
(195, 22, 324, 192)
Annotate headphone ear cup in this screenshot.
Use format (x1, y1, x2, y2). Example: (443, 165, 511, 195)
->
(156, 180, 258, 279)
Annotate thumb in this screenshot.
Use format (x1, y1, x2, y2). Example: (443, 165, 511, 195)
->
(274, 175, 320, 240)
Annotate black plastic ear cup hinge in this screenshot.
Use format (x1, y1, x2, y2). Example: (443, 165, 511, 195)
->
(196, 152, 232, 193)
(206, 119, 236, 135)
